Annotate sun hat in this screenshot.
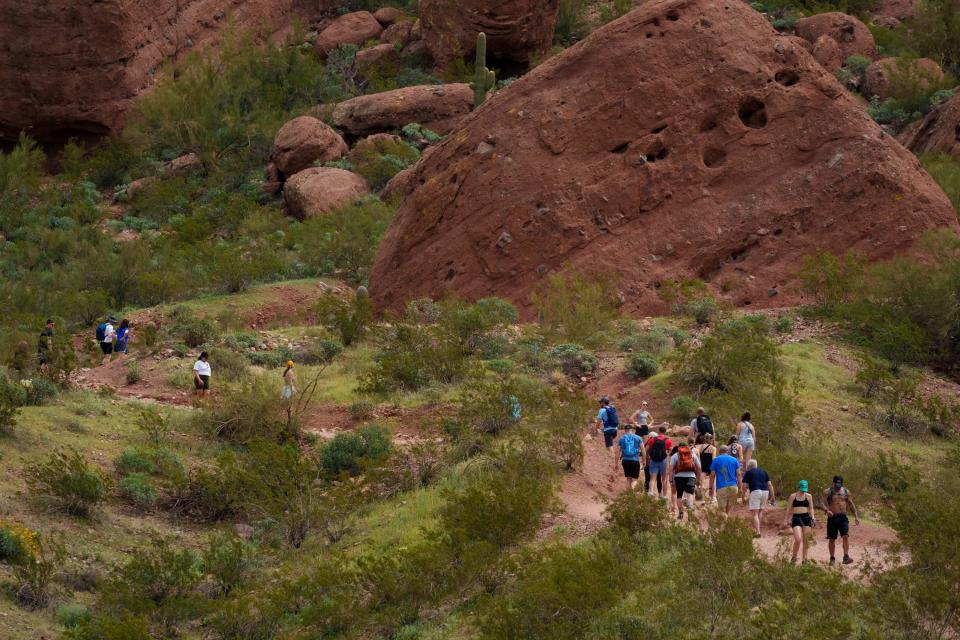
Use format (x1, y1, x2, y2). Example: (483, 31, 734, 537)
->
(287, 360, 295, 367)
(798, 480, 809, 492)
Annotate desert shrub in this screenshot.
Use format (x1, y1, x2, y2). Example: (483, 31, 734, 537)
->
(547, 343, 599, 378)
(245, 345, 296, 368)
(404, 297, 443, 324)
(0, 376, 24, 434)
(62, 614, 151, 640)
(358, 323, 467, 393)
(319, 423, 391, 476)
(171, 457, 244, 522)
(626, 351, 659, 379)
(922, 152, 960, 214)
(660, 278, 721, 324)
(339, 138, 420, 190)
(223, 331, 259, 350)
(535, 386, 593, 470)
(439, 297, 518, 349)
(314, 289, 373, 346)
(297, 338, 344, 365)
(202, 531, 255, 596)
(774, 313, 795, 333)
(0, 522, 36, 564)
(57, 603, 91, 629)
(671, 394, 699, 418)
(869, 451, 913, 497)
(316, 480, 366, 544)
(119, 473, 158, 508)
(137, 407, 170, 446)
(124, 361, 142, 385)
(554, 0, 589, 44)
(603, 490, 671, 538)
(349, 399, 375, 420)
(619, 325, 676, 356)
(23, 377, 57, 405)
(599, 0, 633, 23)
(533, 270, 620, 348)
(893, 0, 960, 76)
(203, 375, 295, 443)
(115, 448, 157, 475)
(456, 370, 549, 436)
(25, 449, 106, 516)
(206, 346, 249, 381)
(13, 533, 65, 609)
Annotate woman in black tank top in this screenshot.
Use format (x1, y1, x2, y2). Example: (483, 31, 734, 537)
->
(782, 480, 817, 564)
(695, 434, 715, 499)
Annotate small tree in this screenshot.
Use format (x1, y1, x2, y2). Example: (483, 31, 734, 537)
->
(25, 449, 106, 517)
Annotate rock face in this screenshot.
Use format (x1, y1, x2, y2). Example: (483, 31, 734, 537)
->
(369, 0, 958, 317)
(332, 84, 473, 135)
(420, 0, 560, 68)
(898, 93, 960, 156)
(0, 0, 315, 143)
(272, 116, 349, 179)
(314, 11, 384, 56)
(794, 12, 876, 63)
(811, 35, 842, 72)
(283, 167, 369, 219)
(356, 43, 402, 71)
(862, 57, 944, 100)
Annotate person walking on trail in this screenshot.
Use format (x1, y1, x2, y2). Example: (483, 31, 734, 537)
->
(38, 319, 55, 375)
(282, 360, 298, 400)
(193, 351, 212, 398)
(696, 433, 716, 500)
(711, 444, 741, 515)
(630, 401, 653, 436)
(741, 459, 775, 537)
(645, 425, 672, 499)
(783, 479, 817, 564)
(727, 435, 742, 464)
(821, 475, 860, 566)
(669, 441, 702, 520)
(736, 412, 757, 466)
(689, 407, 714, 440)
(595, 397, 620, 470)
(617, 424, 644, 490)
(96, 315, 117, 365)
(639, 425, 655, 493)
(115, 319, 131, 356)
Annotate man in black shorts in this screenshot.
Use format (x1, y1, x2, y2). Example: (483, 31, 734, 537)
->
(821, 475, 860, 565)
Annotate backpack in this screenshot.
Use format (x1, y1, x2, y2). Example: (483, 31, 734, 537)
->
(675, 445, 695, 473)
(621, 434, 639, 459)
(602, 406, 619, 431)
(95, 323, 107, 342)
(695, 414, 714, 435)
(649, 436, 667, 462)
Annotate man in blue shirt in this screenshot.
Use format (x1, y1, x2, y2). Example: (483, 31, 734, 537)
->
(710, 445, 741, 515)
(594, 396, 620, 471)
(617, 424, 644, 490)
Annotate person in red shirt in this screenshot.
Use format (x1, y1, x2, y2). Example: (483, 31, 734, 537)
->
(645, 425, 672, 499)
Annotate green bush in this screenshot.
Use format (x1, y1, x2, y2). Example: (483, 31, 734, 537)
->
(535, 386, 593, 470)
(533, 270, 620, 348)
(114, 448, 157, 475)
(124, 361, 142, 385)
(603, 490, 671, 538)
(547, 343, 599, 378)
(358, 323, 467, 393)
(63, 614, 151, 640)
(338, 138, 420, 191)
(137, 408, 170, 446)
(319, 424, 391, 476)
(119, 473, 158, 508)
(554, 0, 589, 45)
(350, 399, 375, 420)
(661, 279, 721, 324)
(203, 375, 295, 443)
(922, 152, 960, 214)
(626, 351, 659, 380)
(314, 290, 373, 346)
(23, 377, 57, 405)
(56, 603, 91, 629)
(25, 449, 106, 516)
(13, 534, 65, 610)
(456, 370, 548, 436)
(671, 394, 699, 418)
(207, 346, 249, 381)
(202, 531, 255, 596)
(0, 376, 24, 434)
(774, 313, 795, 334)
(619, 325, 676, 356)
(0, 525, 31, 564)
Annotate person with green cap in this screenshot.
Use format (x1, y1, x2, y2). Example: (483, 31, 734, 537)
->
(821, 475, 860, 566)
(782, 479, 817, 564)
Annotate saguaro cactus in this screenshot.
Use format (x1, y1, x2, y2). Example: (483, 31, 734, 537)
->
(472, 32, 496, 106)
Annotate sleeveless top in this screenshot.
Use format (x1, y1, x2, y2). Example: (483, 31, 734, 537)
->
(698, 445, 714, 472)
(738, 421, 755, 446)
(792, 494, 810, 509)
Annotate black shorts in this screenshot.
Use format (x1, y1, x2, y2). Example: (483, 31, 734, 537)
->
(637, 425, 650, 436)
(827, 514, 849, 540)
(38, 352, 48, 365)
(622, 459, 641, 479)
(791, 514, 814, 528)
(194, 375, 210, 390)
(100, 342, 113, 355)
(603, 429, 617, 447)
(675, 476, 697, 498)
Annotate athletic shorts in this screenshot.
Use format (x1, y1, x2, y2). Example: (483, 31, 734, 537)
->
(194, 375, 210, 390)
(648, 458, 668, 477)
(717, 485, 738, 510)
(603, 429, 618, 447)
(791, 514, 814, 528)
(826, 514, 849, 540)
(100, 342, 114, 355)
(622, 459, 641, 479)
(748, 490, 769, 511)
(675, 476, 697, 499)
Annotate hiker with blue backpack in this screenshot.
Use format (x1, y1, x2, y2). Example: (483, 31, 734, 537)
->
(617, 423, 645, 490)
(594, 396, 620, 470)
(96, 316, 117, 365)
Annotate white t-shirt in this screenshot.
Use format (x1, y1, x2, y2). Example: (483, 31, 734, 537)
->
(670, 451, 701, 478)
(193, 360, 212, 377)
(102, 323, 115, 343)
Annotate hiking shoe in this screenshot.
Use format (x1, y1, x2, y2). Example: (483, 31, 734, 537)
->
(842, 555, 853, 565)
(677, 510, 684, 520)
(829, 557, 836, 566)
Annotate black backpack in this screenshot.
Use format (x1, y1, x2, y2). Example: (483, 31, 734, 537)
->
(649, 436, 667, 462)
(696, 414, 714, 435)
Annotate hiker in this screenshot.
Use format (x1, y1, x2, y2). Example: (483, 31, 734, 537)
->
(115, 319, 131, 356)
(783, 480, 817, 564)
(689, 406, 714, 440)
(741, 459, 775, 537)
(736, 411, 757, 465)
(668, 440, 702, 520)
(639, 424, 656, 493)
(193, 351, 212, 397)
(645, 425, 672, 499)
(617, 424, 644, 490)
(821, 475, 860, 566)
(696, 433, 716, 500)
(96, 315, 117, 365)
(630, 401, 653, 435)
(38, 319, 55, 375)
(595, 396, 620, 469)
(711, 444, 741, 515)
(727, 435, 742, 464)
(282, 360, 297, 400)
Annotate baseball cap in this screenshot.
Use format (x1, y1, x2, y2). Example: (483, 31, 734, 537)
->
(833, 475, 843, 484)
(798, 480, 809, 492)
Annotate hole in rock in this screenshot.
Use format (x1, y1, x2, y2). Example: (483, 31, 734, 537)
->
(646, 32, 654, 38)
(773, 228, 783, 236)
(738, 97, 767, 129)
(703, 147, 726, 167)
(610, 141, 630, 153)
(652, 17, 661, 26)
(643, 140, 669, 163)
(700, 117, 717, 132)
(449, 174, 458, 184)
(840, 24, 855, 42)
(445, 268, 456, 281)
(775, 69, 799, 86)
(666, 10, 680, 20)
(650, 123, 668, 134)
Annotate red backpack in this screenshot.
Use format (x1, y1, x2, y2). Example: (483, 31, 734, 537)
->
(676, 445, 695, 473)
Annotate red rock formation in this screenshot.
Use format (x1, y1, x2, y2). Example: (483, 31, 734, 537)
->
(332, 84, 473, 136)
(369, 0, 958, 317)
(283, 167, 369, 218)
(794, 12, 876, 63)
(272, 116, 349, 179)
(862, 57, 944, 100)
(811, 36, 842, 72)
(0, 0, 321, 144)
(899, 93, 960, 156)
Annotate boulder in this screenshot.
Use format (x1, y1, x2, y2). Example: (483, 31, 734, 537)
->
(870, 0, 917, 24)
(283, 167, 370, 219)
(794, 12, 875, 63)
(420, 0, 560, 68)
(262, 162, 283, 195)
(862, 57, 944, 100)
(811, 35, 842, 72)
(347, 133, 406, 164)
(381, 20, 415, 47)
(314, 11, 383, 57)
(356, 43, 401, 70)
(373, 6, 405, 26)
(368, 0, 958, 317)
(402, 40, 432, 65)
(898, 92, 960, 156)
(332, 83, 472, 136)
(125, 176, 157, 200)
(272, 115, 349, 178)
(163, 152, 201, 177)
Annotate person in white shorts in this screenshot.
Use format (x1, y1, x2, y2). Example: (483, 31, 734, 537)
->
(741, 459, 775, 537)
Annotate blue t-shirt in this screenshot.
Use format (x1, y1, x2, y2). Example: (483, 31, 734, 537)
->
(618, 433, 642, 461)
(711, 454, 740, 490)
(742, 467, 770, 493)
(597, 407, 617, 432)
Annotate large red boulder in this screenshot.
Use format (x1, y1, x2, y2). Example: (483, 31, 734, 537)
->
(811, 35, 842, 72)
(420, 0, 560, 68)
(283, 167, 370, 219)
(272, 116, 349, 179)
(369, 0, 958, 317)
(314, 11, 384, 57)
(332, 84, 473, 136)
(898, 93, 960, 156)
(862, 57, 944, 100)
(794, 12, 875, 63)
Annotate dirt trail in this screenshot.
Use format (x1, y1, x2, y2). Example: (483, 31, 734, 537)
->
(74, 356, 195, 406)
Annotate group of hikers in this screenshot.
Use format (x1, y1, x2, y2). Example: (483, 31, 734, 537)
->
(94, 315, 132, 365)
(595, 397, 861, 565)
